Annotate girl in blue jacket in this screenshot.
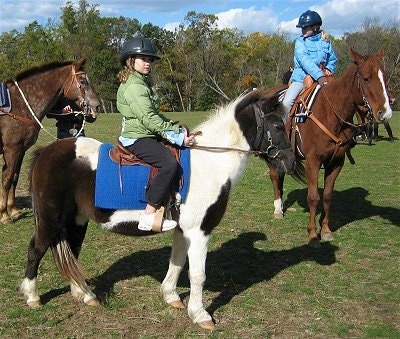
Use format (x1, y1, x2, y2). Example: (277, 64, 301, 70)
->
(282, 10, 337, 119)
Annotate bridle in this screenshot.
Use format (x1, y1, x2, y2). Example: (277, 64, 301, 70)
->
(64, 64, 91, 113)
(316, 65, 377, 134)
(252, 101, 282, 159)
(191, 101, 283, 160)
(355, 66, 373, 122)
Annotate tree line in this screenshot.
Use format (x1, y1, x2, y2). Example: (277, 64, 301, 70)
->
(0, 0, 399, 112)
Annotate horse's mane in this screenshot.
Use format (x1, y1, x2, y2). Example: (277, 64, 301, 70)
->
(237, 89, 286, 119)
(194, 93, 247, 131)
(14, 60, 75, 82)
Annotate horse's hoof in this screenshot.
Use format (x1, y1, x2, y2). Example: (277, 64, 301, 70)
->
(10, 210, 22, 220)
(308, 238, 321, 248)
(273, 211, 284, 219)
(198, 320, 215, 330)
(27, 300, 42, 308)
(85, 298, 100, 306)
(168, 300, 185, 309)
(321, 233, 334, 241)
(0, 217, 13, 224)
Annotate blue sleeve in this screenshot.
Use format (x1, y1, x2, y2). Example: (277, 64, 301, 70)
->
(164, 128, 185, 146)
(325, 42, 337, 73)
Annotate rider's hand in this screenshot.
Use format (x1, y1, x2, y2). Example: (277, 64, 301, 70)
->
(183, 135, 195, 147)
(61, 105, 73, 113)
(318, 76, 328, 86)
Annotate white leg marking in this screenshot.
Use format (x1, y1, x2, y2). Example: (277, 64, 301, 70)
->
(20, 278, 41, 307)
(70, 282, 97, 304)
(273, 198, 284, 218)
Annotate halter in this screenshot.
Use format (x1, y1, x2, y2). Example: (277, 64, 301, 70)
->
(192, 101, 281, 160)
(355, 67, 373, 121)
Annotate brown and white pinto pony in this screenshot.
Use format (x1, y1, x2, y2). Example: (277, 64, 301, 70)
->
(267, 47, 392, 247)
(0, 59, 99, 224)
(20, 90, 301, 330)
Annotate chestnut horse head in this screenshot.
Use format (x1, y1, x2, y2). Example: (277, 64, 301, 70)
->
(350, 47, 392, 122)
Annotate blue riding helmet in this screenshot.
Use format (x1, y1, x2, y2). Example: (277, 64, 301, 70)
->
(296, 10, 322, 28)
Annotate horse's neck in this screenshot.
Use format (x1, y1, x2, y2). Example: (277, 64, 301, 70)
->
(197, 109, 249, 150)
(13, 69, 67, 121)
(325, 67, 360, 120)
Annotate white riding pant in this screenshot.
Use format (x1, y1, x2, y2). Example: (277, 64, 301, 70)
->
(282, 81, 304, 122)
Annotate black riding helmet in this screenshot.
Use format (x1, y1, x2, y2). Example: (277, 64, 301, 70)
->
(119, 36, 160, 65)
(296, 10, 322, 28)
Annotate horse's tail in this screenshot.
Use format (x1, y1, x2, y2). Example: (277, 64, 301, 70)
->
(50, 231, 90, 291)
(291, 160, 307, 185)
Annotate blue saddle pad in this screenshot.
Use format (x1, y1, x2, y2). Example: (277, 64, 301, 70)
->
(95, 143, 190, 210)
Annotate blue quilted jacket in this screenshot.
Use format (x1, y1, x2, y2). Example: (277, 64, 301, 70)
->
(290, 32, 337, 83)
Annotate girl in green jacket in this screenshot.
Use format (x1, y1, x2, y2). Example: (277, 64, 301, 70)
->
(117, 36, 194, 232)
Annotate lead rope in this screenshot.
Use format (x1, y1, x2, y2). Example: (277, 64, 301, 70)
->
(71, 112, 86, 137)
(14, 80, 57, 140)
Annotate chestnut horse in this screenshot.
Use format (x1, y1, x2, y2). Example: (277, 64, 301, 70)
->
(0, 59, 100, 224)
(267, 47, 392, 248)
(21, 90, 300, 330)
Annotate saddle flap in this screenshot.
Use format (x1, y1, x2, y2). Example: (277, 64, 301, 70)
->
(0, 83, 11, 112)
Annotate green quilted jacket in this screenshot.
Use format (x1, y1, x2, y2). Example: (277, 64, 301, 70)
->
(116, 71, 179, 139)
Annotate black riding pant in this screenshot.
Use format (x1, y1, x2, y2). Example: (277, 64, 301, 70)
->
(126, 138, 179, 208)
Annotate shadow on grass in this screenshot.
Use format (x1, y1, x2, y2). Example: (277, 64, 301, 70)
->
(89, 231, 338, 316)
(15, 195, 32, 209)
(285, 186, 400, 230)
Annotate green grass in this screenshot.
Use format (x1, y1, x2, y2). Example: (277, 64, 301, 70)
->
(1, 110, 399, 338)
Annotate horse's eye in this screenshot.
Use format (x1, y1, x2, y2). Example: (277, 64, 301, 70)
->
(273, 122, 284, 131)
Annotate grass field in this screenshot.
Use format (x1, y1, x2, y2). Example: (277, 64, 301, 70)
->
(1, 109, 399, 338)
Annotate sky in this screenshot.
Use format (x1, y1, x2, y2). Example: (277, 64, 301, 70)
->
(0, 0, 399, 39)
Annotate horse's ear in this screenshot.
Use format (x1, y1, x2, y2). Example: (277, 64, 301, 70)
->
(350, 47, 363, 65)
(262, 93, 281, 113)
(75, 58, 87, 70)
(376, 48, 384, 60)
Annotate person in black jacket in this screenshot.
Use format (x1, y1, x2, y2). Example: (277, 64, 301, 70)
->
(47, 97, 96, 139)
(370, 121, 394, 142)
